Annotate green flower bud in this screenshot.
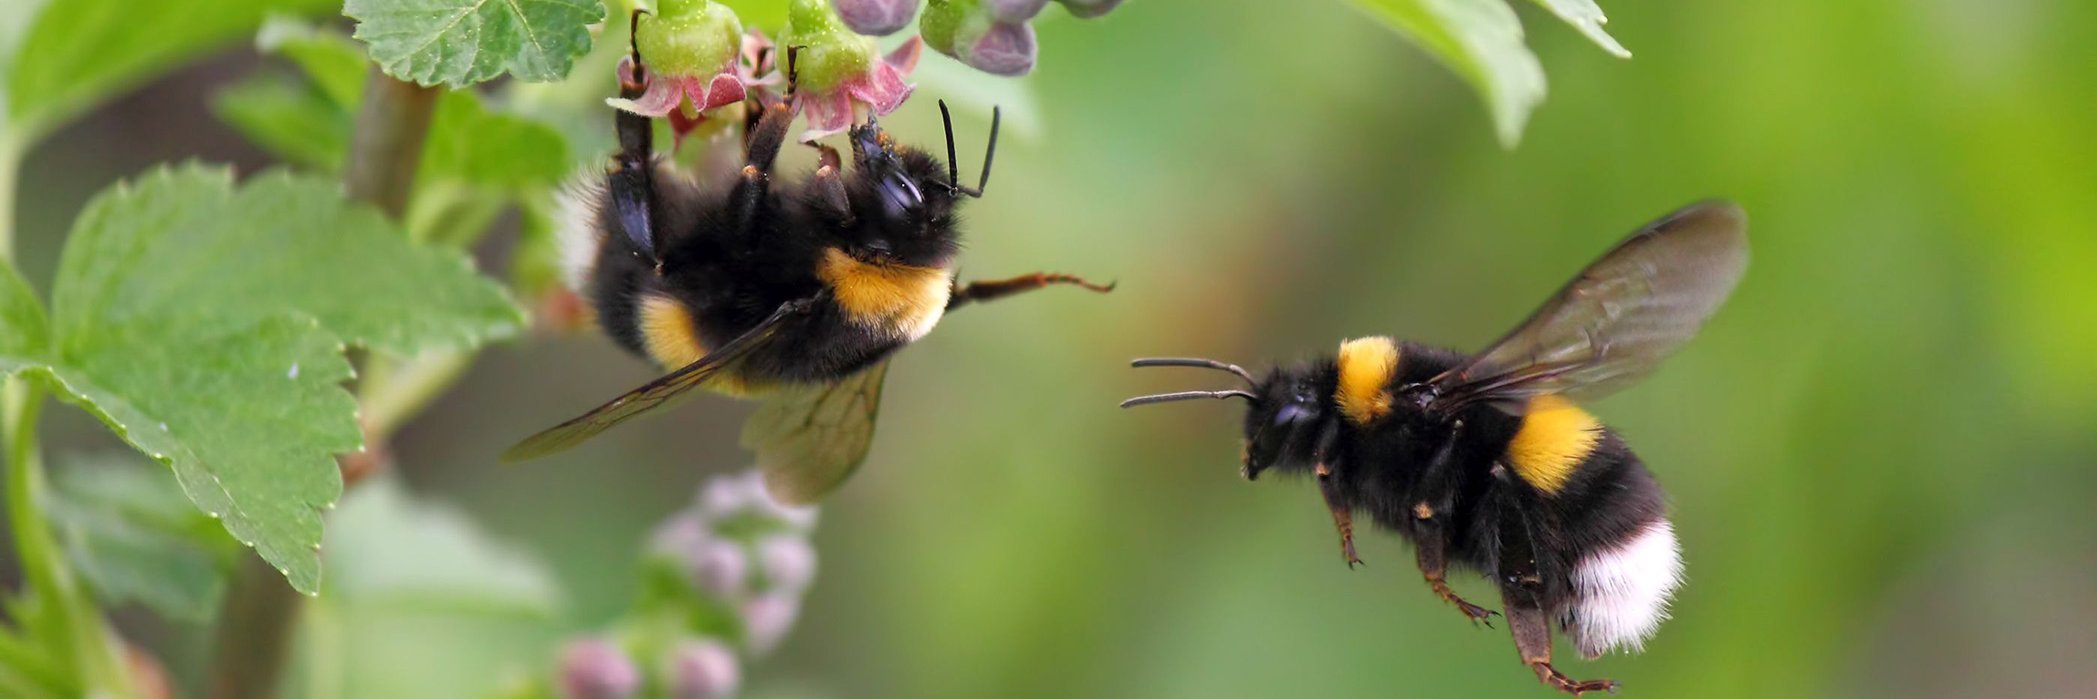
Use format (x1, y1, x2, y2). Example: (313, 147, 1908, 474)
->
(784, 0, 881, 92)
(635, 0, 745, 77)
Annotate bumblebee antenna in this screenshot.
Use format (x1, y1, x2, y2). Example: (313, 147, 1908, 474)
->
(1120, 390, 1258, 408)
(938, 100, 999, 198)
(1130, 357, 1256, 385)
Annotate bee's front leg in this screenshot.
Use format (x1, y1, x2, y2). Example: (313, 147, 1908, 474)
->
(804, 141, 852, 224)
(1313, 462, 1363, 569)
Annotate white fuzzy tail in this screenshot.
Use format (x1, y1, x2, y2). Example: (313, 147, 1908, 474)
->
(1565, 519, 1684, 658)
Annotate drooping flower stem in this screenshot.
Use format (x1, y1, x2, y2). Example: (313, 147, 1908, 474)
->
(205, 67, 446, 699)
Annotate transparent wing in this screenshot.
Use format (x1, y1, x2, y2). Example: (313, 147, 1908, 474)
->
(501, 298, 815, 462)
(743, 359, 892, 505)
(1429, 201, 1748, 413)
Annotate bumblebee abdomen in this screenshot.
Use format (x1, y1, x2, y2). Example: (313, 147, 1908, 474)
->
(1530, 435, 1681, 659)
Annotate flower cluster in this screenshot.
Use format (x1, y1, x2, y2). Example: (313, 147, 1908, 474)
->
(552, 468, 820, 699)
(611, 0, 1127, 149)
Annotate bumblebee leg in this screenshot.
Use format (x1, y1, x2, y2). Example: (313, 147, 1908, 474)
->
(946, 273, 1115, 311)
(731, 46, 800, 240)
(1412, 420, 1498, 625)
(805, 141, 852, 223)
(1499, 506, 1617, 696)
(609, 11, 658, 261)
(1415, 522, 1498, 626)
(1313, 463, 1363, 569)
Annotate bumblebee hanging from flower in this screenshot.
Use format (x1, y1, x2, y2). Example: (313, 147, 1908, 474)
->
(1122, 202, 1747, 695)
(505, 11, 1112, 503)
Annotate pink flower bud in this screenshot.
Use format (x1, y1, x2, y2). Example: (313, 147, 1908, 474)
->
(756, 534, 818, 593)
(740, 593, 802, 656)
(690, 538, 750, 600)
(664, 639, 741, 699)
(558, 638, 640, 699)
(961, 20, 1036, 76)
(832, 0, 919, 36)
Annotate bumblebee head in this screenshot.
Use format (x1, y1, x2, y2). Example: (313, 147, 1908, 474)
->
(1121, 357, 1338, 481)
(839, 102, 1000, 269)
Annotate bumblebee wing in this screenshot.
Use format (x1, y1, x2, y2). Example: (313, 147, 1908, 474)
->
(501, 297, 817, 462)
(1429, 201, 1748, 413)
(743, 359, 892, 505)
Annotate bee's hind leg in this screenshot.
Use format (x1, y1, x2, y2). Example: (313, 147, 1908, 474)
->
(946, 273, 1115, 311)
(1500, 507, 1617, 696)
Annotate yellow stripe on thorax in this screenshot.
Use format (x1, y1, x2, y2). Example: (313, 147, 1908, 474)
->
(1336, 336, 1400, 424)
(817, 247, 950, 341)
(1506, 394, 1602, 494)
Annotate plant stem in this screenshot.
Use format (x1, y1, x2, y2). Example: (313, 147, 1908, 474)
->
(202, 70, 442, 699)
(342, 68, 439, 220)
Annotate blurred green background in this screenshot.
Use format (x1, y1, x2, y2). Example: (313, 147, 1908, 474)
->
(14, 0, 2097, 697)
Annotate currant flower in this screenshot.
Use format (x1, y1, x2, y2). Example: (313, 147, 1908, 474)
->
(784, 0, 923, 140)
(923, 0, 1039, 76)
(608, 0, 748, 144)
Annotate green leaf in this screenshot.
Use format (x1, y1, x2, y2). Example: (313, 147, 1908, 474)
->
(1526, 0, 1630, 58)
(1350, 0, 1544, 147)
(47, 453, 241, 622)
(210, 72, 351, 171)
(345, 0, 608, 87)
(293, 477, 561, 699)
(0, 259, 47, 358)
(324, 477, 559, 615)
(20, 165, 523, 593)
(5, 0, 340, 142)
(421, 94, 570, 189)
(221, 21, 569, 191)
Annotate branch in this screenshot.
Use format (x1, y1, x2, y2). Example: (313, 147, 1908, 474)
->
(202, 69, 439, 699)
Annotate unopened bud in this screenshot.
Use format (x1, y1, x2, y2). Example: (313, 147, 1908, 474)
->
(832, 0, 919, 36)
(922, 2, 1037, 76)
(558, 638, 640, 699)
(740, 593, 802, 655)
(690, 538, 750, 600)
(664, 639, 741, 699)
(756, 534, 818, 593)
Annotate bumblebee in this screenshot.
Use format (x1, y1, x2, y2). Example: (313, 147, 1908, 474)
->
(504, 19, 1111, 503)
(1122, 202, 1747, 695)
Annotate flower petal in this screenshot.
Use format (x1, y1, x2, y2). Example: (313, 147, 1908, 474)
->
(799, 90, 859, 141)
(608, 75, 689, 117)
(690, 72, 750, 112)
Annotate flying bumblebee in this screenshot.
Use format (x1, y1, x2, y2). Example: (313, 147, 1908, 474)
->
(504, 18, 1111, 503)
(1121, 201, 1747, 695)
